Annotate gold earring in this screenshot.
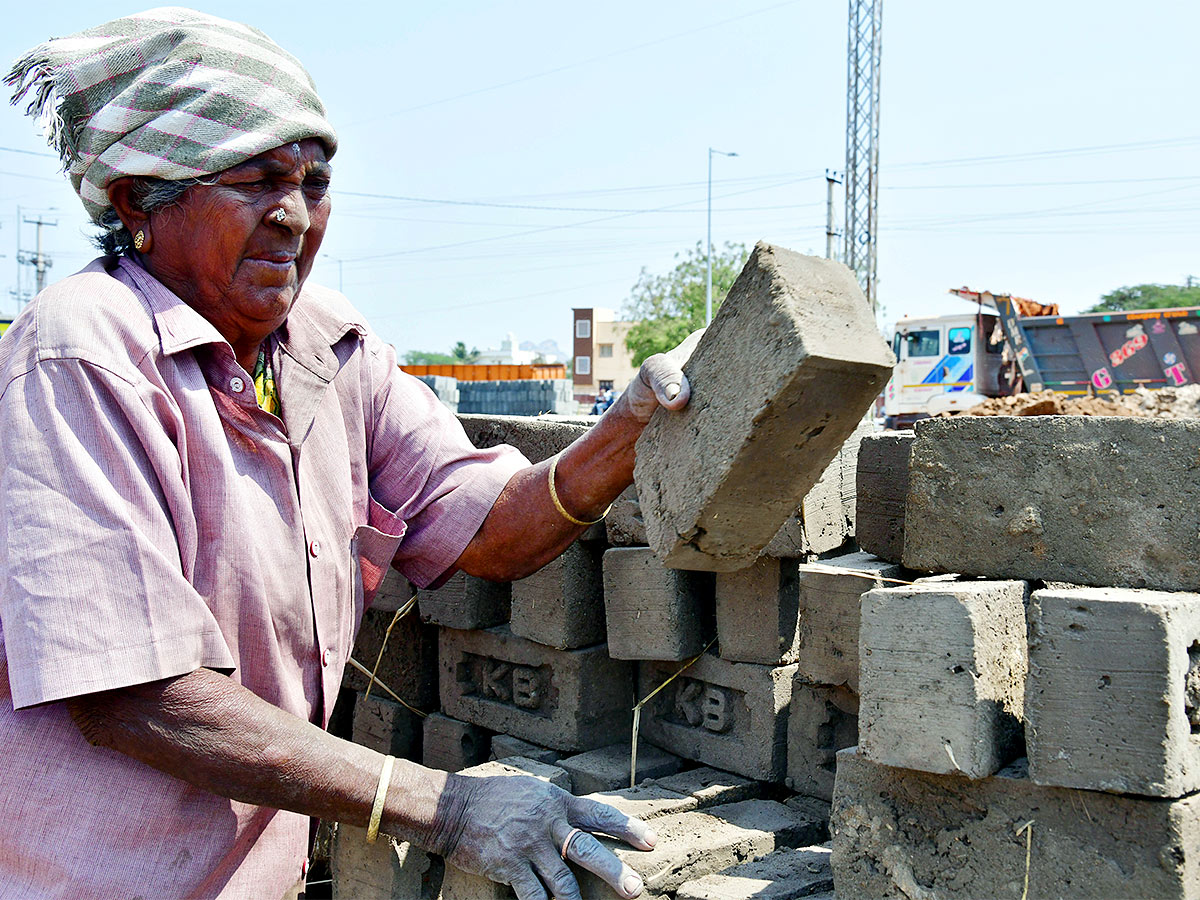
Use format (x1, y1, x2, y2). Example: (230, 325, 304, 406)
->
(133, 230, 146, 251)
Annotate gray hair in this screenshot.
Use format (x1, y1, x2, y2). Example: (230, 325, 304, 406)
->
(94, 176, 216, 256)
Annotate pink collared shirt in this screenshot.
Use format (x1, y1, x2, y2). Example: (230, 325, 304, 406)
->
(0, 256, 526, 898)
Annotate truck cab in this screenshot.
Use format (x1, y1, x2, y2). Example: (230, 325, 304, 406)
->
(882, 311, 1004, 428)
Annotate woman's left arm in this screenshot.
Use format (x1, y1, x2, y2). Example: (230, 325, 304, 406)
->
(454, 353, 689, 581)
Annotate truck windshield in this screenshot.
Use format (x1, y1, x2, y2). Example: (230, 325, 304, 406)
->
(905, 330, 940, 357)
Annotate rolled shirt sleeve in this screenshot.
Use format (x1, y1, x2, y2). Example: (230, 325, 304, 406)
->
(0, 356, 235, 709)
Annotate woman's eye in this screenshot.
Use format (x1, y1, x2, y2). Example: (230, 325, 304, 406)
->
(305, 178, 331, 195)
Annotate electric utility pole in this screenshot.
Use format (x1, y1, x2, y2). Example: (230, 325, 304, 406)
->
(825, 169, 843, 260)
(18, 215, 57, 298)
(844, 0, 883, 310)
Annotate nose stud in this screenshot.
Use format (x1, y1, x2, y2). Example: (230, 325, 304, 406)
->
(271, 208, 287, 224)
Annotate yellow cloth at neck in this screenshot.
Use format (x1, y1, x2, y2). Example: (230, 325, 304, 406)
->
(252, 345, 280, 416)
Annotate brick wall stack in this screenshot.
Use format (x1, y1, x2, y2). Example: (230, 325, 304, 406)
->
(456, 379, 576, 416)
(831, 415, 1200, 900)
(414, 374, 460, 412)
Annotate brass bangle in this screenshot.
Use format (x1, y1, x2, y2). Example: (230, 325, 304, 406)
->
(366, 755, 395, 843)
(548, 455, 609, 527)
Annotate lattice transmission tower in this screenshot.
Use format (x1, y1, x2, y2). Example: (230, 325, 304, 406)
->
(843, 0, 882, 310)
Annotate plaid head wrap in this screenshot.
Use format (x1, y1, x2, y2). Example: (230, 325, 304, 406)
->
(6, 7, 338, 223)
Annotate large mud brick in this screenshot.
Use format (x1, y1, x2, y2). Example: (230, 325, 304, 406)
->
(372, 565, 416, 614)
(586, 767, 765, 821)
(559, 742, 682, 794)
(676, 845, 833, 900)
(715, 558, 801, 665)
(422, 712, 491, 772)
(764, 455, 846, 559)
(638, 653, 796, 781)
(796, 552, 904, 690)
(787, 681, 858, 802)
(904, 416, 1200, 590)
(604, 547, 715, 660)
(859, 580, 1028, 778)
(606, 484, 646, 547)
(440, 625, 634, 752)
(832, 749, 1200, 900)
(510, 540, 606, 650)
(458, 413, 590, 463)
(439, 864, 513, 900)
(351, 692, 421, 760)
(855, 431, 913, 564)
(633, 243, 893, 572)
(418, 571, 511, 631)
(459, 756, 572, 790)
(1027, 586, 1200, 797)
(575, 799, 828, 899)
(331, 825, 437, 900)
(345, 606, 439, 711)
(488, 734, 559, 764)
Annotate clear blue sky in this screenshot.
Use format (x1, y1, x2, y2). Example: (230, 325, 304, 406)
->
(2, 1, 1197, 357)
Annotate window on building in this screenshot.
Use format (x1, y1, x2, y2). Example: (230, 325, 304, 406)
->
(575, 319, 591, 339)
(599, 380, 614, 391)
(598, 343, 613, 358)
(576, 355, 591, 375)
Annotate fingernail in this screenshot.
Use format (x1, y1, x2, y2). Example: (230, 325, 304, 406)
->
(623, 874, 643, 896)
(644, 827, 658, 846)
(664, 383, 680, 400)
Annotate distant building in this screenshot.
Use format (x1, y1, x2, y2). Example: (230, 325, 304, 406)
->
(571, 307, 639, 405)
(476, 332, 564, 366)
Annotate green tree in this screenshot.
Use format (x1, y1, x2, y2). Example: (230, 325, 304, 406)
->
(452, 341, 481, 363)
(1085, 282, 1200, 313)
(621, 241, 748, 365)
(403, 349, 457, 365)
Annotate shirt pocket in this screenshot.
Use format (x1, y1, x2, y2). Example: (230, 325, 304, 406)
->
(351, 496, 408, 613)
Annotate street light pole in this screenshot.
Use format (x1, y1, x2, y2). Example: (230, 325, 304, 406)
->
(706, 148, 738, 325)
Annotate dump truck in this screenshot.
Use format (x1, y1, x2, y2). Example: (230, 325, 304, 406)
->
(882, 287, 1200, 428)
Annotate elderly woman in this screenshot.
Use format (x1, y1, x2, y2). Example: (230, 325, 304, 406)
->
(0, 9, 688, 900)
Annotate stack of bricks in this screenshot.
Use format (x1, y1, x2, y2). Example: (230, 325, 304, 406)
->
(832, 415, 1200, 899)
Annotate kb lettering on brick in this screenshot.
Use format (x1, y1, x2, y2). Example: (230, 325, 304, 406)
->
(460, 653, 549, 712)
(672, 678, 734, 733)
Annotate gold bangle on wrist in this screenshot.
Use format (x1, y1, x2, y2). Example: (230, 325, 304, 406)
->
(548, 454, 610, 527)
(366, 755, 395, 843)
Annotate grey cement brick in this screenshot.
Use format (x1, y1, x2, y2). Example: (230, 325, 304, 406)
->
(345, 606, 439, 711)
(372, 566, 416, 614)
(439, 864, 513, 900)
(422, 712, 491, 772)
(583, 782, 700, 821)
(859, 579, 1028, 778)
(439, 625, 634, 752)
(1027, 586, 1200, 797)
(606, 484, 646, 547)
(633, 244, 893, 572)
(332, 825, 436, 900)
(904, 416, 1200, 590)
(351, 692, 421, 760)
(488, 734, 559, 764)
(831, 749, 1200, 900)
(457, 413, 591, 463)
(459, 756, 572, 790)
(604, 547, 715, 661)
(638, 653, 796, 781)
(559, 742, 682, 794)
(654, 767, 764, 808)
(786, 682, 858, 802)
(418, 571, 511, 631)
(676, 845, 833, 900)
(510, 541, 606, 650)
(796, 551, 904, 691)
(715, 557, 801, 665)
(854, 430, 912, 564)
(575, 799, 828, 899)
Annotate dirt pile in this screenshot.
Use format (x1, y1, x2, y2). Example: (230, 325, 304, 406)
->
(951, 390, 1145, 418)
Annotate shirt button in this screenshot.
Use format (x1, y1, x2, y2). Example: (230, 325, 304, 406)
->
(301, 858, 309, 877)
(309, 539, 321, 558)
(230, 376, 245, 393)
(321, 648, 332, 667)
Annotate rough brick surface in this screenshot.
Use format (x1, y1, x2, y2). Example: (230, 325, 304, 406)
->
(633, 244, 893, 572)
(488, 734, 559, 764)
(638, 653, 796, 781)
(676, 845, 833, 900)
(419, 571, 511, 631)
(904, 416, 1200, 589)
(575, 800, 828, 899)
(859, 580, 1028, 778)
(796, 552, 904, 691)
(422, 712, 491, 772)
(762, 456, 846, 558)
(786, 682, 858, 801)
(715, 558, 801, 665)
(440, 625, 634, 752)
(1027, 586, 1200, 797)
(331, 825, 436, 900)
(372, 566, 416, 614)
(459, 756, 572, 790)
(510, 541, 606, 650)
(439, 864, 513, 900)
(345, 606, 439, 711)
(855, 431, 913, 564)
(604, 547, 714, 660)
(351, 692, 421, 760)
(832, 749, 1200, 900)
(606, 485, 646, 547)
(457, 413, 591, 463)
(559, 742, 682, 794)
(584, 767, 764, 822)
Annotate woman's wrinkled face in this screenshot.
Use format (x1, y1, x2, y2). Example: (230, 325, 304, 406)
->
(140, 139, 332, 363)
